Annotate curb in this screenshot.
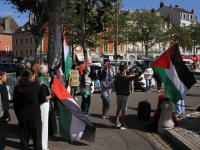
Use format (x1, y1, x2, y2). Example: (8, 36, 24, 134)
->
(165, 129, 198, 150)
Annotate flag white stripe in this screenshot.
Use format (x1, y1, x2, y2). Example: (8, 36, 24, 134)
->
(165, 61, 188, 99)
(70, 113, 86, 141)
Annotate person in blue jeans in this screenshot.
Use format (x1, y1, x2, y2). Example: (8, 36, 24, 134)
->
(144, 65, 153, 92)
(175, 100, 185, 118)
(100, 73, 111, 119)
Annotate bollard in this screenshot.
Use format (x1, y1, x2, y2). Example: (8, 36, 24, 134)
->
(158, 101, 174, 134)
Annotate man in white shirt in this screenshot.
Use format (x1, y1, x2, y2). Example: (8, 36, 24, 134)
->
(144, 65, 153, 92)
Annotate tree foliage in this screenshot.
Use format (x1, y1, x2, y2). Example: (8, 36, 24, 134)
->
(188, 24, 200, 54)
(64, 0, 122, 56)
(127, 9, 165, 57)
(165, 24, 193, 51)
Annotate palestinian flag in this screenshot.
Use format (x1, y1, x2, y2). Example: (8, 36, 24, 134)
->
(52, 77, 96, 142)
(62, 30, 71, 79)
(151, 42, 196, 103)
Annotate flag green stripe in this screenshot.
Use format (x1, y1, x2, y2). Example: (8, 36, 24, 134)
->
(65, 52, 71, 79)
(58, 101, 72, 141)
(152, 66, 182, 103)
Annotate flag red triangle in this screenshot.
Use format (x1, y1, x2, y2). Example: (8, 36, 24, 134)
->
(151, 42, 178, 69)
(52, 77, 72, 100)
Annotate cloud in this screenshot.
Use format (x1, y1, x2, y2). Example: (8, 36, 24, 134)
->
(0, 11, 15, 16)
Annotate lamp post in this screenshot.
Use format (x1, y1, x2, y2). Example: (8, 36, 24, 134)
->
(115, 0, 119, 74)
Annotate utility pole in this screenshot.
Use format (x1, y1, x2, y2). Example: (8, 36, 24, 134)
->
(115, 0, 119, 74)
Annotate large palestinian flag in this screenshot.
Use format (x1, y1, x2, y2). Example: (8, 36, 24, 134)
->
(151, 42, 196, 103)
(52, 77, 96, 142)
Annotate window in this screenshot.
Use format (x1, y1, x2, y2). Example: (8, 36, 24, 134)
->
(15, 39, 18, 45)
(182, 23, 186, 28)
(163, 46, 166, 51)
(190, 15, 193, 20)
(30, 49, 32, 56)
(20, 50, 23, 56)
(26, 50, 28, 56)
(182, 47, 186, 53)
(34, 37, 38, 43)
(15, 50, 18, 56)
(20, 39, 23, 45)
(104, 44, 108, 52)
(119, 45, 123, 51)
(182, 14, 185, 19)
(6, 46, 9, 55)
(25, 38, 28, 44)
(30, 38, 32, 44)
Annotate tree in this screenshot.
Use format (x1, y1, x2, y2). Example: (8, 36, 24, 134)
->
(165, 24, 193, 52)
(4, 0, 70, 66)
(127, 9, 165, 57)
(188, 24, 200, 55)
(64, 0, 122, 59)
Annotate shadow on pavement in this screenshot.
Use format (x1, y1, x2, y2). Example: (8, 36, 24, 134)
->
(6, 140, 21, 149)
(7, 124, 19, 138)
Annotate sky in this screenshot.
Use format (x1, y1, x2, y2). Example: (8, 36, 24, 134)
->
(0, 0, 200, 26)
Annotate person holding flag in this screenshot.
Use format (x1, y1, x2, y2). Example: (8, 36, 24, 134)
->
(151, 42, 196, 104)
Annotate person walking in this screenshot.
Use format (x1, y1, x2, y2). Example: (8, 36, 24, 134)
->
(70, 63, 79, 101)
(0, 69, 10, 150)
(175, 100, 185, 118)
(154, 72, 162, 93)
(144, 65, 153, 92)
(26, 62, 31, 69)
(13, 69, 42, 150)
(100, 73, 111, 119)
(114, 65, 142, 130)
(36, 64, 52, 150)
(80, 69, 92, 116)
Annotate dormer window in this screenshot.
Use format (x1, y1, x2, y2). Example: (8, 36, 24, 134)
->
(182, 14, 186, 19)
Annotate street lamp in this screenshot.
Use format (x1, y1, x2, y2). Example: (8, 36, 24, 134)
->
(115, 0, 119, 74)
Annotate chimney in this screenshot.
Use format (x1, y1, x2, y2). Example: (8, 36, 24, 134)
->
(4, 18, 9, 32)
(191, 9, 194, 14)
(29, 13, 33, 25)
(175, 5, 179, 8)
(170, 4, 172, 8)
(151, 8, 156, 14)
(160, 1, 164, 8)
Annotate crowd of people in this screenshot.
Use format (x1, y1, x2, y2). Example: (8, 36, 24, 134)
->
(0, 60, 185, 150)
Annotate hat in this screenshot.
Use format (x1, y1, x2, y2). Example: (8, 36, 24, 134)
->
(21, 60, 25, 64)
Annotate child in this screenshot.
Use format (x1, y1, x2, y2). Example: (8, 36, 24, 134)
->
(100, 73, 111, 119)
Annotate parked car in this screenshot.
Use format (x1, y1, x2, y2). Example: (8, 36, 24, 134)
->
(0, 63, 19, 100)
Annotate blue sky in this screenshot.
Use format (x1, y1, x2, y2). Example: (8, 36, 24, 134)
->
(0, 0, 200, 26)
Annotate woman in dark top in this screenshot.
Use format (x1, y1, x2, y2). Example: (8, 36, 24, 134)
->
(0, 69, 10, 150)
(13, 69, 42, 150)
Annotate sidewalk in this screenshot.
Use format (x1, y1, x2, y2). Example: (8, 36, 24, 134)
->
(165, 112, 200, 150)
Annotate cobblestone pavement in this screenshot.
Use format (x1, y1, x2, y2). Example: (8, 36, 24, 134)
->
(165, 112, 200, 150)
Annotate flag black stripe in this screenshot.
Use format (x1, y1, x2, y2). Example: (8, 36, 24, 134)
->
(170, 44, 196, 89)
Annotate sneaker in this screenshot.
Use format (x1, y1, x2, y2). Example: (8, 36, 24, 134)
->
(149, 91, 151, 92)
(75, 97, 78, 101)
(158, 90, 160, 93)
(120, 124, 128, 130)
(85, 113, 91, 116)
(102, 115, 110, 119)
(146, 91, 149, 92)
(115, 122, 121, 127)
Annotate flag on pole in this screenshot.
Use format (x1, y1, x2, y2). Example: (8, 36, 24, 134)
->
(62, 29, 71, 80)
(52, 77, 96, 142)
(151, 42, 196, 103)
(107, 59, 113, 83)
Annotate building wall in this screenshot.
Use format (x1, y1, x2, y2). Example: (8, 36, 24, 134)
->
(0, 34, 12, 52)
(12, 32, 37, 62)
(157, 7, 181, 25)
